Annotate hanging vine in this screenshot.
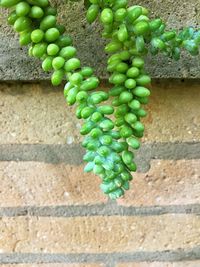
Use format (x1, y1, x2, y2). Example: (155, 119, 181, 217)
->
(1, 0, 199, 199)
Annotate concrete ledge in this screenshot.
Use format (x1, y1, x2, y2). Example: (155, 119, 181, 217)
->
(0, 0, 200, 80)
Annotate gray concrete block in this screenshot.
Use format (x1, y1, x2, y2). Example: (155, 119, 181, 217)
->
(0, 0, 200, 80)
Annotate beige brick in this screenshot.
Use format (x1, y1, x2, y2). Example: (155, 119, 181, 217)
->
(0, 83, 79, 145)
(0, 215, 199, 253)
(117, 262, 200, 267)
(0, 160, 199, 207)
(0, 265, 103, 267)
(117, 159, 200, 206)
(0, 162, 106, 206)
(0, 80, 200, 145)
(142, 80, 200, 142)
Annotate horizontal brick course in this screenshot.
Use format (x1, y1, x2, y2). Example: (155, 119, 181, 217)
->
(0, 162, 106, 207)
(117, 262, 200, 267)
(0, 215, 199, 253)
(0, 159, 199, 207)
(0, 81, 200, 145)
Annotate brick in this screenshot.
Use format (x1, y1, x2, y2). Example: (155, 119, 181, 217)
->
(0, 215, 199, 253)
(0, 265, 103, 267)
(1, 81, 200, 145)
(142, 80, 200, 142)
(0, 160, 199, 207)
(117, 159, 200, 206)
(117, 262, 200, 267)
(0, 82, 80, 145)
(0, 162, 106, 207)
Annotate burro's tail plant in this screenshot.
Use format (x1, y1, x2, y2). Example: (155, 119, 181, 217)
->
(1, 0, 200, 199)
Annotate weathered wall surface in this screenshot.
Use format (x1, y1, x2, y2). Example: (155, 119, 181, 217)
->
(0, 0, 200, 266)
(0, 80, 200, 266)
(0, 0, 200, 80)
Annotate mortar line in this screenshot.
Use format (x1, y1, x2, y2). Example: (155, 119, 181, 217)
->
(1, 248, 200, 264)
(0, 142, 200, 173)
(105, 262, 116, 267)
(0, 203, 200, 217)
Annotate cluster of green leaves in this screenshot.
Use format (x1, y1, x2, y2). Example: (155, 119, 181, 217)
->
(1, 0, 200, 199)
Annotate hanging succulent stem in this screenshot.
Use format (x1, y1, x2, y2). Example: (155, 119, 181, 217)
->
(1, 0, 200, 199)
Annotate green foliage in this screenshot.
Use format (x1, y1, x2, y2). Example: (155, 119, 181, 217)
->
(1, 0, 200, 199)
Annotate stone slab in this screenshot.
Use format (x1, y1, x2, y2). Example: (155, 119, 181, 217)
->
(0, 0, 200, 80)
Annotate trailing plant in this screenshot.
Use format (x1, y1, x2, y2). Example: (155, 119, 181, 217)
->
(1, 0, 200, 199)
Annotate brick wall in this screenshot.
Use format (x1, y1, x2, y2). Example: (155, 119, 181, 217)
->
(0, 80, 200, 266)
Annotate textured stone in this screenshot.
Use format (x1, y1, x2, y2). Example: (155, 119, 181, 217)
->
(0, 162, 106, 207)
(1, 80, 200, 145)
(0, 215, 199, 253)
(1, 1, 200, 80)
(117, 159, 200, 206)
(117, 262, 200, 267)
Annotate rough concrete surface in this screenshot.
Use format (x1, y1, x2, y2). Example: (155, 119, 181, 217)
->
(0, 0, 200, 80)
